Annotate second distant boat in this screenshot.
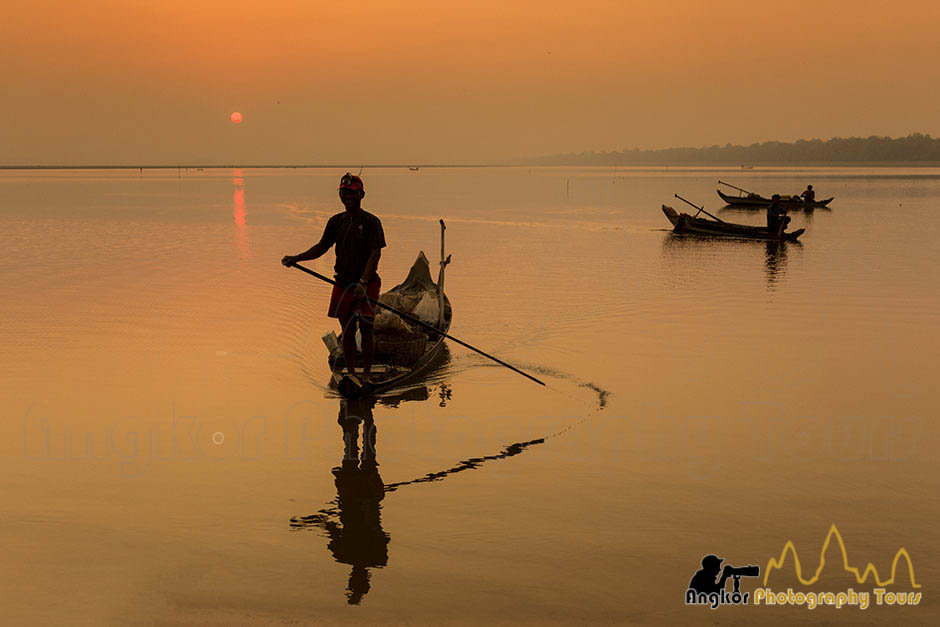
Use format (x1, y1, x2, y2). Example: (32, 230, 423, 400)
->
(717, 189, 833, 209)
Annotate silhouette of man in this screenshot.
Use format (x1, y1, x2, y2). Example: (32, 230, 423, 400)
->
(766, 194, 791, 234)
(282, 173, 386, 384)
(688, 555, 732, 593)
(800, 184, 816, 205)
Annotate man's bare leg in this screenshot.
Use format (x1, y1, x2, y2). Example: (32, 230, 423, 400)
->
(359, 318, 375, 384)
(339, 311, 358, 378)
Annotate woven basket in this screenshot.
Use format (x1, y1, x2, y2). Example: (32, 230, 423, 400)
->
(375, 332, 428, 365)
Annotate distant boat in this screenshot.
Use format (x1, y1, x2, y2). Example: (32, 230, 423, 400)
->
(409, 167, 420, 171)
(741, 165, 754, 169)
(662, 205, 805, 241)
(717, 189, 833, 209)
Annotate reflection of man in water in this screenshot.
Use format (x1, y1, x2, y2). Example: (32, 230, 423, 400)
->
(764, 239, 788, 287)
(320, 397, 389, 605)
(688, 555, 732, 593)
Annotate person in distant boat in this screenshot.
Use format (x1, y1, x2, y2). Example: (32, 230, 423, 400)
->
(800, 184, 816, 205)
(766, 194, 791, 233)
(282, 173, 387, 383)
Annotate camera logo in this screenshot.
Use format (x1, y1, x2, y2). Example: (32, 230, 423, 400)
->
(685, 554, 760, 609)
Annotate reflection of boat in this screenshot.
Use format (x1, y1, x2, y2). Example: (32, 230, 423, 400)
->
(329, 222, 452, 398)
(376, 384, 429, 406)
(662, 205, 805, 241)
(717, 189, 833, 209)
(660, 232, 800, 290)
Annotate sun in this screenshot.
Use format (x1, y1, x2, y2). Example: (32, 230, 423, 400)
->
(230, 111, 243, 124)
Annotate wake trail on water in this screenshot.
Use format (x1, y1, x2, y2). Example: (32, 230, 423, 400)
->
(453, 356, 610, 410)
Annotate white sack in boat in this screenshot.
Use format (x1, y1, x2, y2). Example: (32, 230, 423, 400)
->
(374, 310, 412, 335)
(379, 291, 421, 313)
(410, 290, 440, 325)
(378, 291, 404, 310)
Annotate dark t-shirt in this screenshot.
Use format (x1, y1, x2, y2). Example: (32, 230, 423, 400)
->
(767, 203, 786, 230)
(318, 209, 386, 285)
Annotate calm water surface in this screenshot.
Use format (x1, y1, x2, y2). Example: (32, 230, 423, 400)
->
(1, 167, 938, 624)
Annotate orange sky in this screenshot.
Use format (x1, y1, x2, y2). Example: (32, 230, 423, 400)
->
(2, 0, 938, 164)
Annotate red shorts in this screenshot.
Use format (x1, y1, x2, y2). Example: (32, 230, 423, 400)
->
(328, 279, 381, 321)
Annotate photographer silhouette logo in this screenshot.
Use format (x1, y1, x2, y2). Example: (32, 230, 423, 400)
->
(685, 554, 760, 609)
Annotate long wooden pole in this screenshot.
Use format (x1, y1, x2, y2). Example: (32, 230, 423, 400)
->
(287, 262, 546, 387)
(437, 219, 450, 329)
(674, 194, 726, 223)
(718, 180, 755, 195)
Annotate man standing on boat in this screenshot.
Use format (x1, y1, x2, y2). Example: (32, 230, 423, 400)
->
(767, 194, 791, 234)
(800, 184, 816, 206)
(282, 173, 386, 383)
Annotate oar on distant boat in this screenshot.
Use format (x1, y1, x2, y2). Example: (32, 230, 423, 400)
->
(286, 261, 546, 388)
(718, 180, 755, 196)
(674, 194, 726, 223)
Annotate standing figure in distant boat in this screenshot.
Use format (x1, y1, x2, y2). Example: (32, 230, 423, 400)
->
(282, 173, 387, 384)
(800, 184, 816, 206)
(767, 194, 791, 234)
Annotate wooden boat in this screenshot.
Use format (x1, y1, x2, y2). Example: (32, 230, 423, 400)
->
(328, 223, 452, 398)
(717, 189, 833, 209)
(662, 205, 805, 241)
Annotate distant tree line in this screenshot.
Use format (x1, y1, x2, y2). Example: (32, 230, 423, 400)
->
(527, 133, 940, 165)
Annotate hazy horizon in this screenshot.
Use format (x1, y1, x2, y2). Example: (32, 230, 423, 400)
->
(4, 133, 940, 168)
(3, 1, 938, 164)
